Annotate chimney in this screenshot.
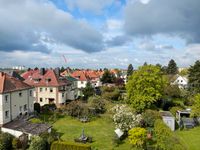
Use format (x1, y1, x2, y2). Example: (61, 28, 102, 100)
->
(40, 68, 45, 75)
(0, 72, 4, 77)
(54, 67, 60, 77)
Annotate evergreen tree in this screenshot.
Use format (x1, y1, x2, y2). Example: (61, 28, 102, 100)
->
(60, 66, 65, 72)
(167, 59, 178, 74)
(188, 60, 200, 93)
(127, 64, 134, 77)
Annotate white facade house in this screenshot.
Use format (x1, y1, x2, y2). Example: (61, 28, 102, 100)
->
(22, 69, 73, 107)
(0, 72, 34, 126)
(172, 75, 188, 89)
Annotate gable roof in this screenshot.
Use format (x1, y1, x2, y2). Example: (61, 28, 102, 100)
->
(24, 69, 69, 87)
(0, 72, 32, 94)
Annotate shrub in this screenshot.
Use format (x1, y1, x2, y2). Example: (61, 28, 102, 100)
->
(88, 96, 106, 114)
(50, 141, 91, 150)
(128, 127, 147, 148)
(12, 138, 22, 149)
(65, 101, 88, 118)
(28, 136, 47, 150)
(111, 105, 142, 132)
(34, 103, 41, 113)
(142, 109, 161, 127)
(169, 106, 183, 117)
(154, 119, 185, 150)
(102, 87, 121, 101)
(0, 132, 14, 150)
(42, 104, 57, 113)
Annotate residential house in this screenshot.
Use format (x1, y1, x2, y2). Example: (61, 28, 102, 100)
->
(22, 68, 72, 107)
(171, 75, 188, 89)
(0, 72, 34, 126)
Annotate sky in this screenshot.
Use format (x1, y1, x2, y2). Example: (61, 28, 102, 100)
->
(0, 0, 200, 69)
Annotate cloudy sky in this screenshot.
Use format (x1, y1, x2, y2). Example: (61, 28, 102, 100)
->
(0, 0, 200, 69)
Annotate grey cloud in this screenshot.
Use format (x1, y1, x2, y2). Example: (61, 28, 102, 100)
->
(106, 35, 132, 47)
(124, 0, 200, 43)
(0, 0, 104, 53)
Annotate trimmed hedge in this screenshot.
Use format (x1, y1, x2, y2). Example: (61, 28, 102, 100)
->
(51, 141, 91, 150)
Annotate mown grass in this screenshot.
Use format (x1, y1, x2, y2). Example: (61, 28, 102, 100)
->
(176, 126, 200, 150)
(53, 114, 132, 150)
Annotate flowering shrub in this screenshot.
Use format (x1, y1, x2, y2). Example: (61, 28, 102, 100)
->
(111, 105, 142, 131)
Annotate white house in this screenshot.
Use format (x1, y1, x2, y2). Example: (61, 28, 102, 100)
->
(22, 69, 73, 107)
(171, 75, 188, 89)
(0, 72, 34, 126)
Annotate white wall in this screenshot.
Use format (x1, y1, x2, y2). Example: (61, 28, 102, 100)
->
(162, 116, 175, 131)
(77, 81, 87, 88)
(0, 88, 34, 125)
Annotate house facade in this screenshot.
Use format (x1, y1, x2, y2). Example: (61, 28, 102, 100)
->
(22, 69, 73, 107)
(0, 72, 34, 125)
(172, 75, 188, 89)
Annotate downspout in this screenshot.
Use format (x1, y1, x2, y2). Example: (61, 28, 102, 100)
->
(10, 92, 12, 121)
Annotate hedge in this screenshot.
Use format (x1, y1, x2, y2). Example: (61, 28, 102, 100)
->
(51, 141, 91, 150)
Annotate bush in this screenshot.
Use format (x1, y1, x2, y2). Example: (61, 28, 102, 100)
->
(154, 119, 185, 150)
(111, 105, 142, 132)
(50, 141, 91, 150)
(128, 127, 147, 149)
(142, 109, 161, 127)
(65, 101, 88, 118)
(101, 87, 121, 101)
(42, 104, 57, 113)
(12, 138, 22, 149)
(88, 96, 106, 114)
(0, 132, 14, 150)
(34, 103, 41, 113)
(28, 136, 47, 150)
(169, 106, 183, 117)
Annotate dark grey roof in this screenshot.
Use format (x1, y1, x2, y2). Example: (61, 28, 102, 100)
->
(3, 119, 52, 135)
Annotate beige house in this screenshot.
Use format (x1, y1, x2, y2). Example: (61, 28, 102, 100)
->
(0, 72, 34, 126)
(22, 69, 72, 107)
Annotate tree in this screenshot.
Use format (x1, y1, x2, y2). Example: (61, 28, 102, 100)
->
(188, 60, 200, 93)
(101, 69, 116, 84)
(128, 127, 147, 149)
(126, 65, 166, 112)
(0, 133, 14, 150)
(28, 136, 47, 150)
(60, 66, 65, 72)
(127, 64, 134, 77)
(154, 119, 184, 150)
(142, 109, 161, 127)
(34, 103, 41, 113)
(167, 59, 178, 74)
(191, 94, 200, 117)
(111, 105, 142, 132)
(82, 82, 94, 100)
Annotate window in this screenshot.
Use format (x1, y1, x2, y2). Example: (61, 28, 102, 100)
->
(19, 106, 22, 112)
(40, 88, 43, 92)
(62, 93, 65, 98)
(81, 81, 83, 84)
(40, 98, 43, 102)
(29, 90, 32, 96)
(5, 110, 9, 119)
(19, 92, 22, 97)
(50, 88, 53, 92)
(45, 88, 47, 91)
(5, 95, 8, 103)
(181, 80, 183, 82)
(24, 104, 27, 111)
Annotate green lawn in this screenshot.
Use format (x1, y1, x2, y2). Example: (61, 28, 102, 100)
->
(176, 127, 200, 150)
(53, 114, 132, 150)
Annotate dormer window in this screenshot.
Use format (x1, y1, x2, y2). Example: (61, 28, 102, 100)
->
(33, 78, 41, 83)
(19, 92, 22, 97)
(45, 78, 51, 83)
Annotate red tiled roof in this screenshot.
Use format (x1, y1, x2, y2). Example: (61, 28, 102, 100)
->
(0, 72, 32, 94)
(24, 69, 68, 87)
(70, 71, 87, 81)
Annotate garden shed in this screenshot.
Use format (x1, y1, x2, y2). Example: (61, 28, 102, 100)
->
(160, 111, 175, 131)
